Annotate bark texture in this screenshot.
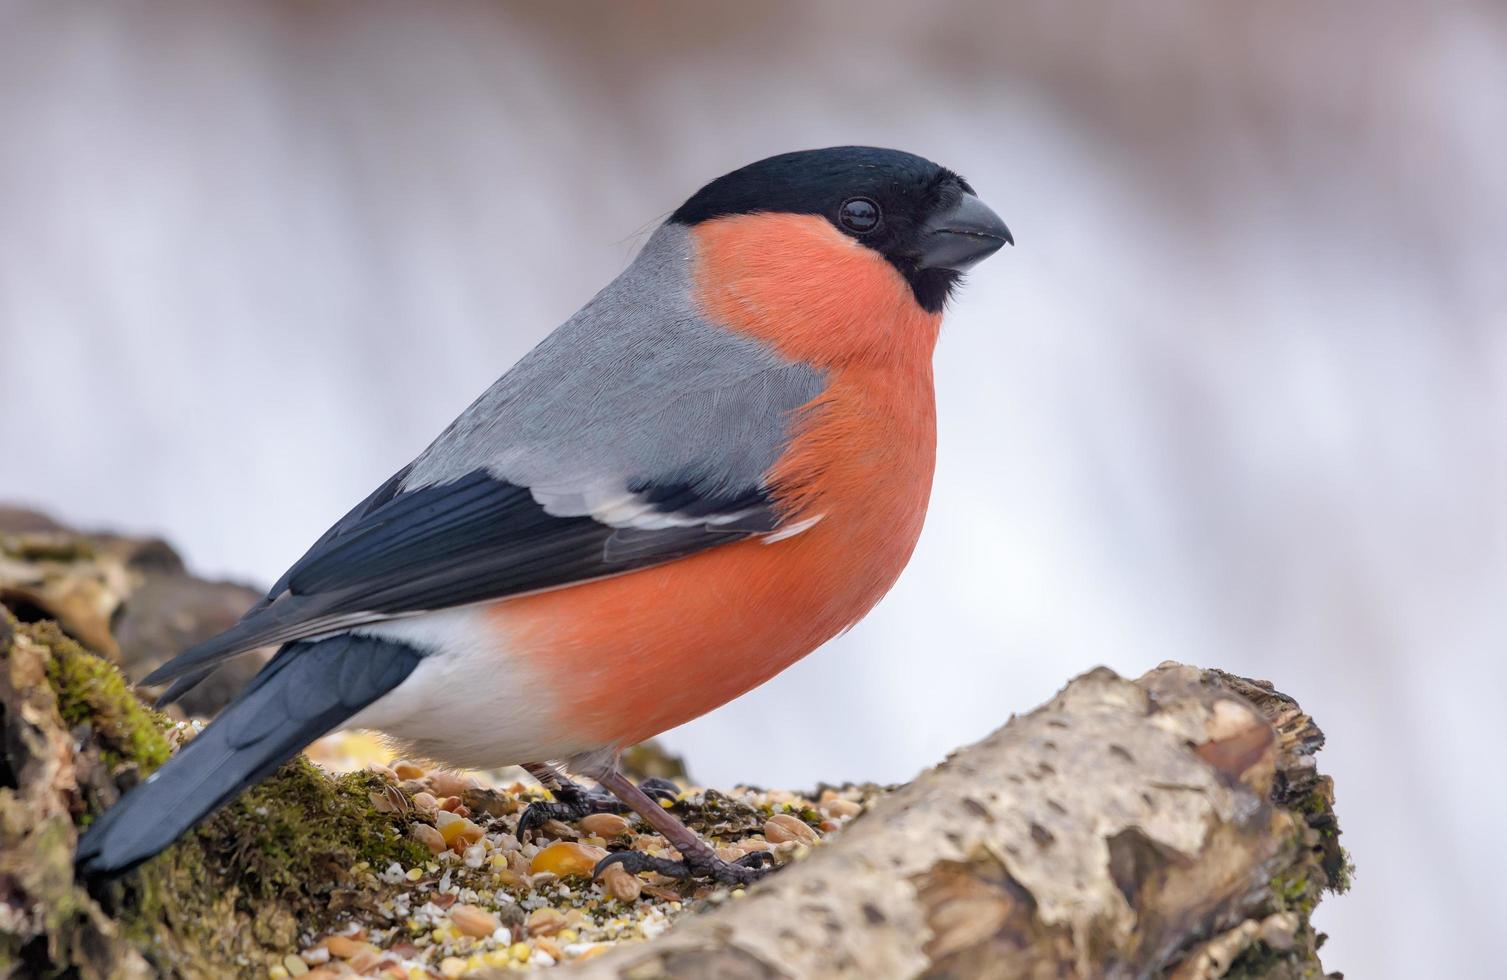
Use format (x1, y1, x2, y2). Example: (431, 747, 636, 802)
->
(554, 664, 1345, 980)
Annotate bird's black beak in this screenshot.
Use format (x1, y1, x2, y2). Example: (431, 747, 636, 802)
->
(917, 193, 1013, 272)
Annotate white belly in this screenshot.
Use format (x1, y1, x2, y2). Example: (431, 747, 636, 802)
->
(342, 606, 598, 768)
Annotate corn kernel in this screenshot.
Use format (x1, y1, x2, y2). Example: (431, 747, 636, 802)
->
(529, 841, 607, 879)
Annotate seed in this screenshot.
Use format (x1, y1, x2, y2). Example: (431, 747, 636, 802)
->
(439, 957, 467, 979)
(527, 907, 567, 936)
(540, 818, 576, 839)
(411, 792, 439, 814)
(282, 954, 309, 977)
(322, 935, 376, 959)
(579, 813, 631, 838)
(300, 948, 330, 966)
(436, 810, 484, 847)
(822, 798, 862, 819)
(535, 937, 564, 961)
(393, 760, 426, 780)
(348, 949, 379, 974)
(530, 841, 607, 878)
(764, 813, 818, 844)
(411, 823, 446, 855)
(599, 863, 642, 902)
(450, 903, 501, 938)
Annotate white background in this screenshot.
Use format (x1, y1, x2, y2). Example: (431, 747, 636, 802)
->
(3, 4, 1503, 976)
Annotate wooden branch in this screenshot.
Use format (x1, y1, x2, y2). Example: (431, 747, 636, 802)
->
(553, 665, 1345, 979)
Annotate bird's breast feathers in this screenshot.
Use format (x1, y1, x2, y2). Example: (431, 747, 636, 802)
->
(475, 214, 943, 748)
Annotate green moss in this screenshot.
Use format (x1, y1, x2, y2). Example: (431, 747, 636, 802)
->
(202, 760, 427, 902)
(36, 618, 172, 773)
(111, 762, 427, 969)
(1267, 866, 1319, 918)
(0, 609, 425, 974)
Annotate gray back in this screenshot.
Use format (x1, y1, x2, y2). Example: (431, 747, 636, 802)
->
(402, 223, 827, 525)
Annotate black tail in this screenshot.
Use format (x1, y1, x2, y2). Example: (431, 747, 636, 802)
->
(76, 632, 421, 876)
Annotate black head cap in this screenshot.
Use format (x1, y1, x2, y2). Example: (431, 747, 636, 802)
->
(671, 146, 1010, 312)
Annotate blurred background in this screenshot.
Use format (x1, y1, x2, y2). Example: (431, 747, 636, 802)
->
(2, 2, 1503, 974)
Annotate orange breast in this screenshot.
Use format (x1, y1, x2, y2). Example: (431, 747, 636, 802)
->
(489, 214, 942, 748)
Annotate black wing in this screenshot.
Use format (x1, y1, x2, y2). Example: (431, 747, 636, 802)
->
(142, 466, 775, 690)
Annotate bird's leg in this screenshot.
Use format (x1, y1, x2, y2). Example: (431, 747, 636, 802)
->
(516, 761, 680, 839)
(588, 768, 774, 886)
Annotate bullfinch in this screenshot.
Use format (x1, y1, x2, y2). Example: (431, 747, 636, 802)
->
(75, 146, 1012, 884)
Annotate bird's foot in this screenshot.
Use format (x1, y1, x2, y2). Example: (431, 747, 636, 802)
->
(594, 847, 775, 886)
(517, 776, 680, 839)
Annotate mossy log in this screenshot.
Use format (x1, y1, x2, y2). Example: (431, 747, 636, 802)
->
(0, 608, 428, 977)
(0, 512, 1347, 978)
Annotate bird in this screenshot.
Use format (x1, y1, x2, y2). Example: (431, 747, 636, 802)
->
(75, 145, 1011, 883)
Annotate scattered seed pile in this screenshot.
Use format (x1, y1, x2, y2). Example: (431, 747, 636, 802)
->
(267, 738, 873, 979)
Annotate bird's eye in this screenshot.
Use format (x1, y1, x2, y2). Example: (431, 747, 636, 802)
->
(838, 197, 881, 234)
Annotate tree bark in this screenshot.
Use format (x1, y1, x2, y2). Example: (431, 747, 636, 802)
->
(551, 664, 1345, 980)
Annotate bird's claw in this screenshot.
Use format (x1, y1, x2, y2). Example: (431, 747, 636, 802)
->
(517, 777, 681, 839)
(634, 777, 683, 804)
(593, 847, 774, 886)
